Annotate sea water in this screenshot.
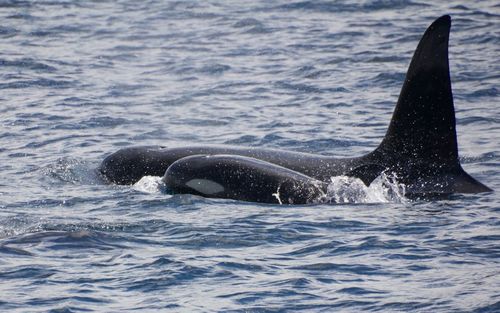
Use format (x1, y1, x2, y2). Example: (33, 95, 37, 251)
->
(0, 1, 499, 312)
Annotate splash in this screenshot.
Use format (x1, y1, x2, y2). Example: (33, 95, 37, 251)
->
(133, 176, 166, 194)
(321, 172, 407, 204)
(131, 174, 407, 204)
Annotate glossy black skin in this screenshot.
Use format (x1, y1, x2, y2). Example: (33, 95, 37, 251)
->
(100, 144, 362, 185)
(163, 155, 327, 204)
(99, 15, 492, 202)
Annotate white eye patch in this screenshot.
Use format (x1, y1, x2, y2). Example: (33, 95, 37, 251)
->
(186, 179, 225, 195)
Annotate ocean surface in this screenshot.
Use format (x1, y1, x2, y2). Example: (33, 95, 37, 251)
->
(1, 1, 499, 312)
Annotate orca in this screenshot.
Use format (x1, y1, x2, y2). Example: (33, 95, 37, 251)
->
(164, 155, 327, 204)
(99, 15, 492, 203)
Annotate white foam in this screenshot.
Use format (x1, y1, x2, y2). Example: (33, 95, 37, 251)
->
(321, 173, 407, 204)
(132, 173, 406, 204)
(133, 176, 166, 194)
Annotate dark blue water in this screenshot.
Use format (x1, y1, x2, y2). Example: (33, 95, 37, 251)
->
(1, 1, 499, 312)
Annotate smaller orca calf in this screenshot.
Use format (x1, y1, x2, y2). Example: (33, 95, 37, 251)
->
(99, 15, 492, 204)
(164, 155, 327, 204)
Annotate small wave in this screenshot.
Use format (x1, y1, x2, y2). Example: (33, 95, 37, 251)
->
(4, 230, 129, 252)
(458, 116, 498, 126)
(460, 152, 496, 164)
(0, 1, 32, 9)
(275, 0, 426, 13)
(468, 87, 498, 98)
(0, 25, 18, 37)
(199, 63, 231, 75)
(233, 18, 263, 28)
(368, 72, 406, 87)
(233, 18, 270, 34)
(274, 81, 325, 94)
(0, 265, 57, 280)
(54, 116, 131, 130)
(0, 58, 57, 72)
(0, 78, 73, 89)
(42, 157, 101, 185)
(224, 135, 260, 145)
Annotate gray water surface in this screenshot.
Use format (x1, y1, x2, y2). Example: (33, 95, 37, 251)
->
(1, 1, 499, 312)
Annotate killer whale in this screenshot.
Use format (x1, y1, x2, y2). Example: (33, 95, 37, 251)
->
(164, 155, 328, 204)
(99, 15, 492, 203)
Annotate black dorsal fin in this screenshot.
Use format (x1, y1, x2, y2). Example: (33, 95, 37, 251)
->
(369, 15, 491, 194)
(375, 15, 459, 169)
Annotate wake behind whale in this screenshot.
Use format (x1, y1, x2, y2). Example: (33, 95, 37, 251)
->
(99, 15, 491, 204)
(133, 173, 408, 204)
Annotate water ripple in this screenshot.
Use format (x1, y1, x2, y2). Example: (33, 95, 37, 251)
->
(0, 0, 498, 312)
